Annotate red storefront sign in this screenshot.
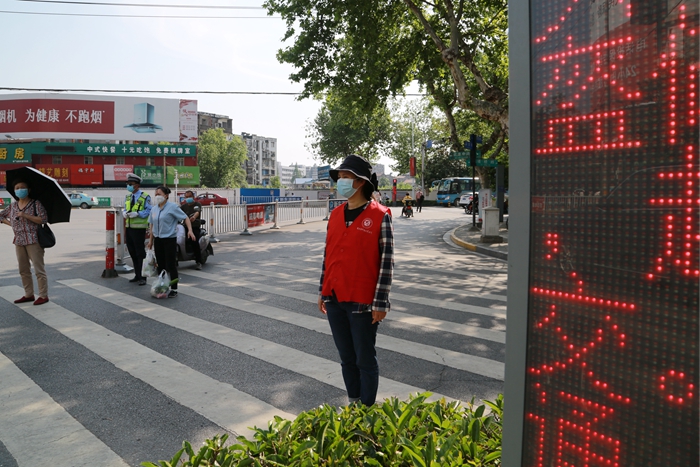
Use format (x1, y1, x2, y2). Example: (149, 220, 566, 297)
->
(0, 99, 115, 134)
(70, 165, 103, 185)
(246, 204, 265, 228)
(0, 171, 5, 187)
(35, 165, 70, 184)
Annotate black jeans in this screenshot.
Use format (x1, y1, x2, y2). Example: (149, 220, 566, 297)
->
(325, 298, 380, 406)
(125, 228, 147, 279)
(153, 236, 178, 289)
(186, 225, 203, 263)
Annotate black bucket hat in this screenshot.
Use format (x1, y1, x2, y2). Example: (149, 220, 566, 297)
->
(330, 154, 375, 185)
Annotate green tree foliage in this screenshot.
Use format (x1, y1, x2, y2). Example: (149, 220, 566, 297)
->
(269, 175, 281, 188)
(306, 93, 392, 165)
(197, 129, 247, 188)
(265, 0, 509, 133)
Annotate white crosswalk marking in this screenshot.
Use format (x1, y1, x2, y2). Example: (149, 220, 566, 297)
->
(0, 348, 129, 467)
(58, 278, 456, 401)
(181, 266, 507, 320)
(0, 285, 294, 438)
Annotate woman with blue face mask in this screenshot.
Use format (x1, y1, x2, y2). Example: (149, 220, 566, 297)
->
(0, 180, 50, 305)
(318, 154, 394, 406)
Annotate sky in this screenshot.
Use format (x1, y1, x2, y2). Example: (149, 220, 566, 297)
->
(0, 0, 395, 172)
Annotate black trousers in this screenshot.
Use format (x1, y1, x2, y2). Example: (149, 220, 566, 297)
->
(416, 199, 423, 212)
(186, 225, 203, 263)
(154, 236, 179, 290)
(125, 228, 147, 279)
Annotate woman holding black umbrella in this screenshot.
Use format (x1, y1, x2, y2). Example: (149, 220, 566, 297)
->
(0, 179, 50, 305)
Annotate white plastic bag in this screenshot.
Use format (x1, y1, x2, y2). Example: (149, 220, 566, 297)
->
(142, 249, 157, 278)
(150, 270, 171, 299)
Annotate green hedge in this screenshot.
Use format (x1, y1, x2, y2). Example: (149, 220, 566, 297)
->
(142, 393, 503, 467)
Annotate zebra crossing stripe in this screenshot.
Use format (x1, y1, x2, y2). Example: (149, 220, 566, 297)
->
(162, 275, 505, 381)
(58, 279, 457, 402)
(179, 268, 507, 342)
(240, 260, 509, 302)
(193, 265, 507, 319)
(0, 285, 294, 438)
(0, 305, 129, 467)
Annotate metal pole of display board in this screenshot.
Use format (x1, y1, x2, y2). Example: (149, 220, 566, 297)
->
(501, 0, 530, 463)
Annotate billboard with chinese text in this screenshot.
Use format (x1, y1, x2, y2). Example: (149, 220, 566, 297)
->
(133, 166, 164, 185)
(104, 165, 134, 182)
(166, 166, 199, 186)
(0, 94, 197, 143)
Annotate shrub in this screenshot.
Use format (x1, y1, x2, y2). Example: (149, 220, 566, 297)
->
(142, 392, 503, 467)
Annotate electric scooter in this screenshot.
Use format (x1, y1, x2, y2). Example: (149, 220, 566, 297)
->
(176, 219, 213, 265)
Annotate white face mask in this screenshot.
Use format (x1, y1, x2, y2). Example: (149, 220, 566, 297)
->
(155, 195, 166, 205)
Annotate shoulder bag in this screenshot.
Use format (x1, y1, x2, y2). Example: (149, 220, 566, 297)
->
(33, 202, 56, 249)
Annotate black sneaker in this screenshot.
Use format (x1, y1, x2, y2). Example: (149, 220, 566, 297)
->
(167, 290, 178, 298)
(138, 278, 147, 286)
(129, 277, 140, 283)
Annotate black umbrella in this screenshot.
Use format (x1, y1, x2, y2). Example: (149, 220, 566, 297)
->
(6, 167, 72, 224)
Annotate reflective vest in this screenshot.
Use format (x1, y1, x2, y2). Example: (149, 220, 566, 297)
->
(125, 192, 149, 229)
(321, 201, 388, 304)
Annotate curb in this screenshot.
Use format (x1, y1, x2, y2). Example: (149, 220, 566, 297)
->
(450, 229, 508, 261)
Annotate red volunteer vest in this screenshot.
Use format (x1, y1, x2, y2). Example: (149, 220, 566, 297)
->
(322, 201, 389, 304)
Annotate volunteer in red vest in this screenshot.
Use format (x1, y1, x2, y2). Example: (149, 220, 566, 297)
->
(318, 154, 394, 406)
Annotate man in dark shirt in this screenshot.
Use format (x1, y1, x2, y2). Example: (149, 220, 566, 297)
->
(180, 190, 204, 269)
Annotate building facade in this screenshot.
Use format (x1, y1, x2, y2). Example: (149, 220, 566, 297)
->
(198, 112, 233, 138)
(241, 132, 277, 186)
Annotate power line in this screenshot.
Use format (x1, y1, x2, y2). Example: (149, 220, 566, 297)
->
(16, 0, 266, 9)
(0, 87, 427, 97)
(0, 9, 277, 18)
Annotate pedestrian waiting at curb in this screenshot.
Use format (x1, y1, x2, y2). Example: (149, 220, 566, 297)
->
(0, 179, 50, 306)
(148, 186, 196, 298)
(318, 154, 394, 406)
(123, 173, 152, 286)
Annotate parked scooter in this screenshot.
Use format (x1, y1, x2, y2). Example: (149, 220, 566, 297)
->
(176, 218, 213, 265)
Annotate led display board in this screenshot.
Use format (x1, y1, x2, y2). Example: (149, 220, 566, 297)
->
(512, 0, 699, 465)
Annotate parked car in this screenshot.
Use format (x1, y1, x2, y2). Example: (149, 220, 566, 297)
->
(196, 193, 229, 206)
(70, 192, 98, 209)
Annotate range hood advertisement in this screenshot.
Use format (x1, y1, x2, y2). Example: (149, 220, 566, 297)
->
(0, 93, 197, 143)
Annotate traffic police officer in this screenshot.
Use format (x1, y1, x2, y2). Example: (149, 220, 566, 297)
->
(123, 173, 152, 285)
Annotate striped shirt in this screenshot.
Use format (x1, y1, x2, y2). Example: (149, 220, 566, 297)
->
(0, 200, 48, 246)
(319, 201, 394, 313)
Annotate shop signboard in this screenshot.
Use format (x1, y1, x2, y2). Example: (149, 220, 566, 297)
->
(0, 171, 5, 187)
(70, 165, 103, 186)
(0, 144, 32, 163)
(35, 165, 70, 184)
(104, 165, 134, 182)
(133, 166, 164, 185)
(0, 94, 197, 143)
(166, 166, 199, 186)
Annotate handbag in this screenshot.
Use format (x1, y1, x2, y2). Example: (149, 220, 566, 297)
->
(33, 202, 56, 249)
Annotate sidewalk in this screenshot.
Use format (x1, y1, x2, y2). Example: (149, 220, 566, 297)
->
(450, 223, 509, 261)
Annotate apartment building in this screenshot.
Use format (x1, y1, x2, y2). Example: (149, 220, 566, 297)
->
(241, 132, 277, 186)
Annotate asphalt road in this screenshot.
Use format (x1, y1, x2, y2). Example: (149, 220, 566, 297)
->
(0, 205, 507, 467)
